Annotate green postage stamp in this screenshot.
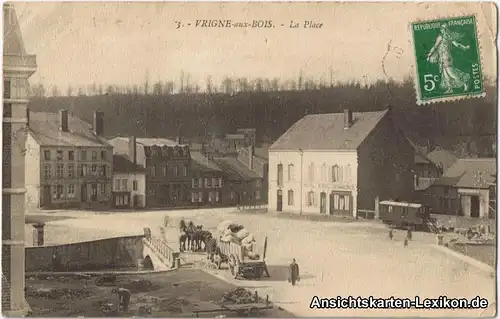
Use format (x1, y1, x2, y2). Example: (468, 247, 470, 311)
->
(411, 16, 484, 104)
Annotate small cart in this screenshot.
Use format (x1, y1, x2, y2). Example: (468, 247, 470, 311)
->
(215, 236, 268, 280)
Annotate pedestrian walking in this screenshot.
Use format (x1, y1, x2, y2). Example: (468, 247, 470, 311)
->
(404, 238, 409, 247)
(388, 230, 393, 240)
(288, 258, 300, 286)
(407, 228, 412, 241)
(112, 287, 131, 312)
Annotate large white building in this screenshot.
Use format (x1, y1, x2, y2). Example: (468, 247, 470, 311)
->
(268, 108, 415, 218)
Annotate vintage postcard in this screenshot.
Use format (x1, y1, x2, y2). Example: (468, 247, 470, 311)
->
(2, 1, 497, 318)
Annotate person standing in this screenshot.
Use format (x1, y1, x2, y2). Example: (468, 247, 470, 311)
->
(112, 287, 131, 312)
(288, 258, 300, 286)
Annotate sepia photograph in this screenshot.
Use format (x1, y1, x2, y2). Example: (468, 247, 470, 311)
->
(2, 1, 497, 317)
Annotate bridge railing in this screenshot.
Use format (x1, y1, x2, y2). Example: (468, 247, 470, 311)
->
(143, 228, 180, 269)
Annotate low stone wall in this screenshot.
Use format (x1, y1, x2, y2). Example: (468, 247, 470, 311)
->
(26, 235, 145, 272)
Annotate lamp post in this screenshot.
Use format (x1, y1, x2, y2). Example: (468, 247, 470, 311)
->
(299, 148, 304, 215)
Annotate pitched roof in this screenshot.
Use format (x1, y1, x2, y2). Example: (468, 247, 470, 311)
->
(113, 154, 145, 173)
(3, 4, 26, 56)
(214, 157, 260, 181)
(269, 110, 388, 151)
(28, 112, 111, 147)
(433, 158, 496, 189)
(135, 138, 187, 147)
(426, 149, 458, 171)
(190, 151, 222, 172)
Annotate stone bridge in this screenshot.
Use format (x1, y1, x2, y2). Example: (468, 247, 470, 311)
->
(141, 227, 181, 271)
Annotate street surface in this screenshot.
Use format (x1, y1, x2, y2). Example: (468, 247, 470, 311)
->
(27, 208, 496, 317)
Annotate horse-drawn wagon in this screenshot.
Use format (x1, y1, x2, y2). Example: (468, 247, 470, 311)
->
(214, 236, 268, 280)
(379, 200, 438, 232)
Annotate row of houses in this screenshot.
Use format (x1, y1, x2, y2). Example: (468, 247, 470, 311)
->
(267, 107, 496, 220)
(25, 109, 268, 209)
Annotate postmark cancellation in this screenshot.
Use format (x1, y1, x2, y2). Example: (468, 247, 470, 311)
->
(411, 15, 485, 105)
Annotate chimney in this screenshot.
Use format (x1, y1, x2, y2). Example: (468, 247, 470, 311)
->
(59, 109, 69, 132)
(93, 111, 104, 136)
(129, 136, 137, 164)
(344, 109, 353, 129)
(248, 145, 254, 170)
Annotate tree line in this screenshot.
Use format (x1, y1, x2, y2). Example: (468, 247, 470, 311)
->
(27, 76, 497, 158)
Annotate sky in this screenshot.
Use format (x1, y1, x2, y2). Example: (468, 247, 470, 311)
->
(12, 1, 498, 91)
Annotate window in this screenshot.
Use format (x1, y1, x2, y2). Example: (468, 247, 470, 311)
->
(307, 191, 316, 206)
(288, 190, 294, 206)
(192, 178, 197, 188)
(321, 164, 327, 182)
(207, 178, 212, 188)
(162, 165, 167, 177)
(443, 187, 449, 196)
(53, 184, 63, 199)
(121, 179, 128, 191)
(68, 151, 74, 160)
(208, 191, 214, 203)
(277, 164, 284, 187)
(214, 178, 220, 188)
(204, 178, 209, 188)
(308, 163, 315, 182)
(198, 178, 203, 188)
(149, 166, 156, 177)
(255, 190, 261, 200)
(219, 178, 223, 188)
(92, 151, 98, 160)
(216, 191, 220, 203)
(287, 164, 294, 181)
(55, 163, 64, 178)
(101, 165, 107, 177)
(191, 192, 197, 203)
(345, 164, 352, 182)
(183, 164, 188, 177)
(56, 150, 63, 160)
(80, 150, 87, 161)
(80, 164, 88, 177)
(91, 165, 98, 176)
(331, 165, 343, 182)
(100, 183, 107, 196)
(147, 188, 156, 196)
(67, 184, 75, 198)
(256, 179, 262, 188)
(198, 191, 203, 203)
(44, 150, 51, 160)
(115, 179, 121, 191)
(212, 178, 217, 188)
(4, 79, 11, 98)
(43, 164, 52, 179)
(100, 150, 106, 161)
(230, 191, 235, 200)
(68, 164, 75, 178)
(174, 166, 179, 177)
(133, 180, 138, 191)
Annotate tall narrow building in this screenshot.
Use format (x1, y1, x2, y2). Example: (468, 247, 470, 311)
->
(3, 3, 37, 316)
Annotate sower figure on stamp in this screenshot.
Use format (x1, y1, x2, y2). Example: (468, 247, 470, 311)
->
(112, 287, 131, 312)
(288, 258, 300, 286)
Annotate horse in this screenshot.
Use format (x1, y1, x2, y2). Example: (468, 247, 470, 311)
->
(178, 231, 188, 252)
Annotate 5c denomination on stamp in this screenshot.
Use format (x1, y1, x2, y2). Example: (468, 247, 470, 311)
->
(411, 16, 484, 105)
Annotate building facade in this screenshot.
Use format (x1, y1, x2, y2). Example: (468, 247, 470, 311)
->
(25, 110, 113, 209)
(109, 137, 191, 207)
(112, 155, 146, 208)
(268, 108, 415, 217)
(3, 4, 37, 316)
(190, 152, 224, 206)
(418, 158, 496, 218)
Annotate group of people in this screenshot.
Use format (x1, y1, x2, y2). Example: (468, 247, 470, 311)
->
(388, 228, 413, 246)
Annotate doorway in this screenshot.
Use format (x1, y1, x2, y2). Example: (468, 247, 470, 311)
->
(42, 185, 51, 207)
(81, 184, 87, 202)
(277, 190, 283, 212)
(90, 183, 98, 201)
(320, 192, 327, 214)
(471, 195, 480, 218)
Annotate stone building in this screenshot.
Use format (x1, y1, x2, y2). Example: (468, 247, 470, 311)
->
(109, 137, 191, 207)
(25, 110, 113, 209)
(268, 108, 415, 217)
(112, 154, 146, 208)
(2, 4, 37, 316)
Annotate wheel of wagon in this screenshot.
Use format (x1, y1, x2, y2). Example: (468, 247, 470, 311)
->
(248, 306, 259, 317)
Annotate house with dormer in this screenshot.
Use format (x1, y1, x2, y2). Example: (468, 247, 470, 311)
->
(268, 107, 415, 217)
